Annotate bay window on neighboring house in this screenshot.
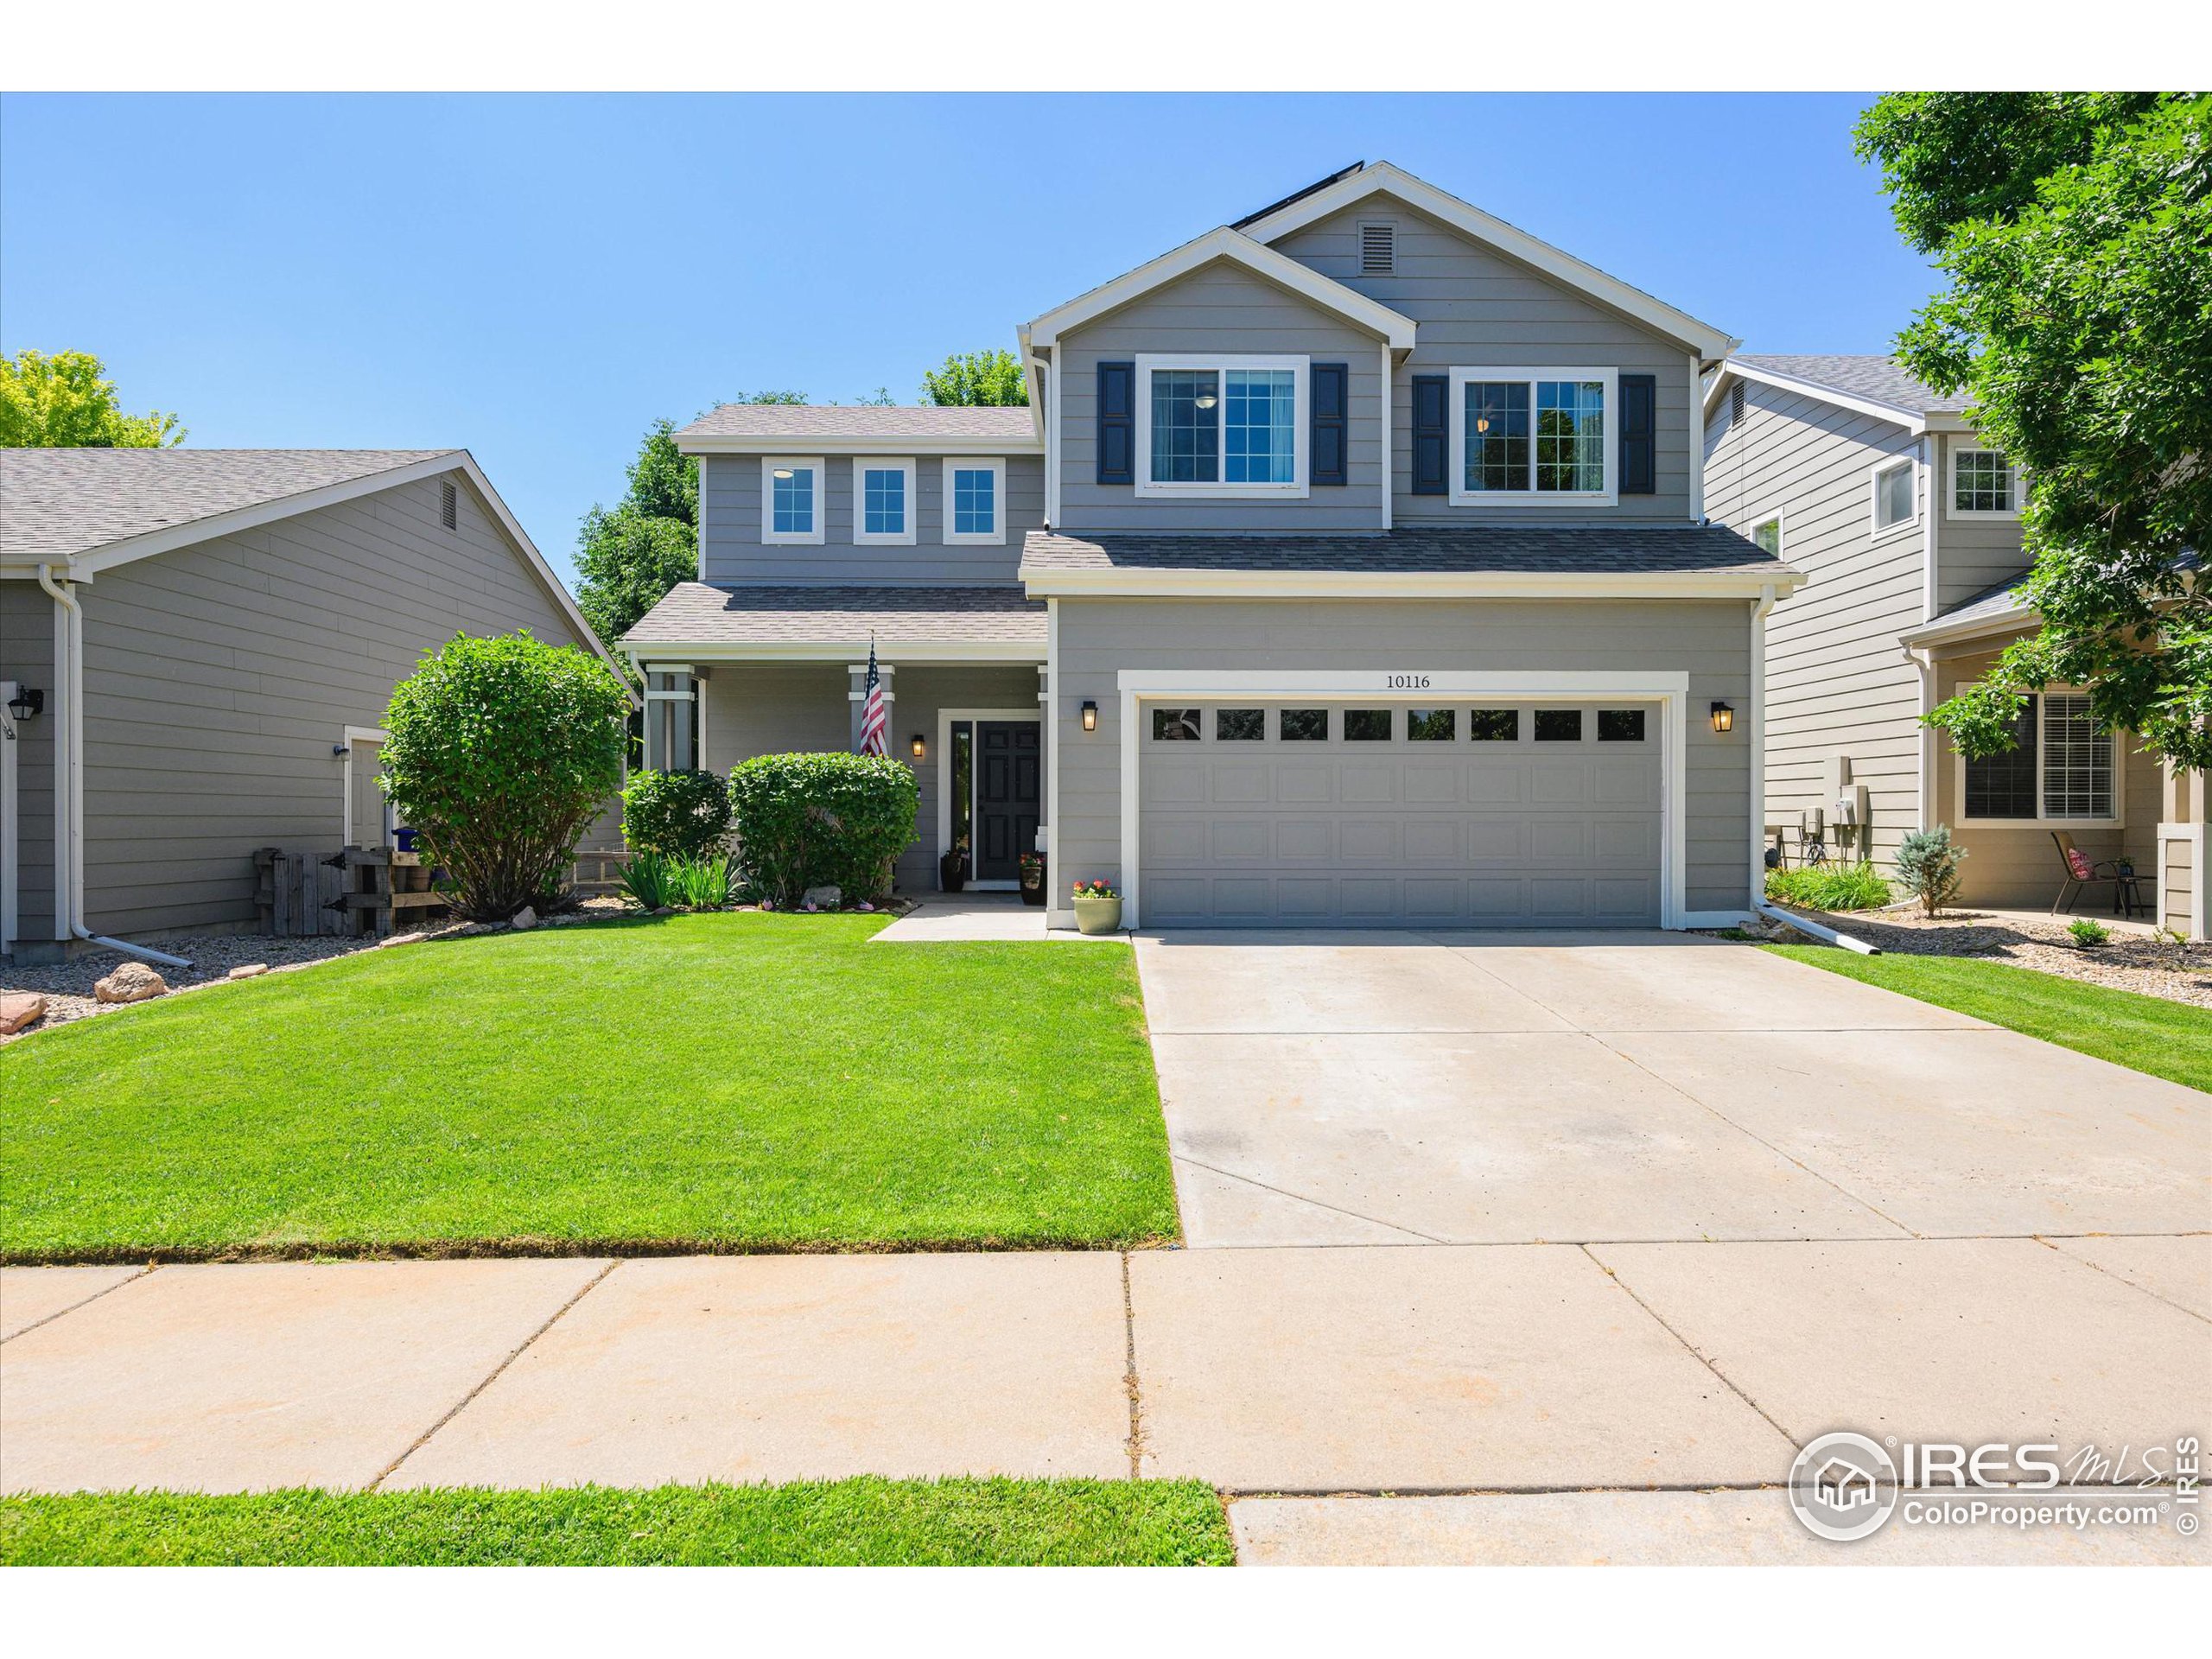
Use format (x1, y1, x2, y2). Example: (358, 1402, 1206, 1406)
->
(1446, 367, 1617, 505)
(1949, 447, 2019, 518)
(1959, 690, 2120, 826)
(1135, 354, 1308, 496)
(854, 457, 917, 546)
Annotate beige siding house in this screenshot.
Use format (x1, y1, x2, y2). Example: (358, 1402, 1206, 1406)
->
(1, 448, 620, 963)
(626, 161, 1800, 931)
(1704, 355, 2204, 933)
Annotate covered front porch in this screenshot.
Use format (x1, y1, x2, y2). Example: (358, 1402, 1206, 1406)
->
(625, 582, 1050, 896)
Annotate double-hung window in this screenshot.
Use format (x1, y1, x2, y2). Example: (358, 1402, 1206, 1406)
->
(1949, 447, 2018, 518)
(1870, 456, 1918, 537)
(1135, 354, 1308, 497)
(942, 457, 1006, 546)
(1959, 690, 2120, 825)
(1446, 367, 1617, 505)
(760, 457, 825, 545)
(854, 457, 917, 546)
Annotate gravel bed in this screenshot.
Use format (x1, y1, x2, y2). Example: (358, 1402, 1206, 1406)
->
(1769, 903, 2212, 1010)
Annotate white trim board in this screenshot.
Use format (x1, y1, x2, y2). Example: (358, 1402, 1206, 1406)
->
(1236, 162, 1737, 360)
(934, 707, 1045, 891)
(1016, 568, 1806, 601)
(1111, 669, 1695, 931)
(621, 640, 1046, 665)
(677, 434, 1041, 457)
(1708, 359, 1975, 437)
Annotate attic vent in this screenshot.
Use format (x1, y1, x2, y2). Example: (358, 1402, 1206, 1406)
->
(1357, 219, 1395, 275)
(1730, 382, 1746, 424)
(439, 478, 458, 531)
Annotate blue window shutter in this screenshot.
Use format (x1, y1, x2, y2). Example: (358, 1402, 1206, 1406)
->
(1619, 373, 1656, 495)
(1096, 361, 1135, 486)
(1411, 374, 1448, 495)
(1311, 363, 1348, 486)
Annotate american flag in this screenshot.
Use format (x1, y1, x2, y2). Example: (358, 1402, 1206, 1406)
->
(857, 640, 888, 757)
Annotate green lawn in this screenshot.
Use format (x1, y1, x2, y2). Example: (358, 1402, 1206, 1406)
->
(0, 1478, 1232, 1567)
(1765, 944, 2212, 1091)
(0, 913, 1177, 1260)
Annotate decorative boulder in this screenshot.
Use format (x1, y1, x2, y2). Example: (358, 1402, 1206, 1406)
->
(93, 962, 168, 1004)
(802, 885, 842, 911)
(378, 931, 429, 949)
(227, 963, 270, 979)
(509, 906, 537, 931)
(1, 992, 48, 1034)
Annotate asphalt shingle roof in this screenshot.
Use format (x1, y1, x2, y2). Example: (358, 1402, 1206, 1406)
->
(1, 448, 454, 562)
(1020, 524, 1786, 577)
(622, 582, 1046, 648)
(1734, 354, 1972, 416)
(676, 405, 1038, 441)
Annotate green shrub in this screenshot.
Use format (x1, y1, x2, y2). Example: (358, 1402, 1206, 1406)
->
(2068, 916, 2111, 947)
(379, 633, 628, 921)
(622, 768, 733, 859)
(1895, 824, 1969, 917)
(727, 753, 919, 907)
(1764, 861, 1893, 912)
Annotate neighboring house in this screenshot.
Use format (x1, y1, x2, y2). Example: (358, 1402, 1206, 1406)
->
(1, 448, 622, 963)
(627, 160, 1802, 931)
(1703, 355, 2205, 934)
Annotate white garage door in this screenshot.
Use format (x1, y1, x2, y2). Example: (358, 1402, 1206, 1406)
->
(1138, 701, 1662, 927)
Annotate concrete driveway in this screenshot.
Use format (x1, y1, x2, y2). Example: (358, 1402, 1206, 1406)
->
(1135, 930, 2209, 1247)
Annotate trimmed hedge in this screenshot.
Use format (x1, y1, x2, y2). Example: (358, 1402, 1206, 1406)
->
(622, 768, 733, 860)
(728, 753, 918, 906)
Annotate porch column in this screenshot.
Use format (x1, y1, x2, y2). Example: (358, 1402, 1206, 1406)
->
(640, 664, 696, 771)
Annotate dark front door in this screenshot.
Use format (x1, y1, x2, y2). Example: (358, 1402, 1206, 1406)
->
(975, 721, 1041, 882)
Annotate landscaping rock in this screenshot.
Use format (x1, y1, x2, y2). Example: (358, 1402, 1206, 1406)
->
(92, 963, 168, 1004)
(0, 992, 47, 1034)
(803, 885, 842, 910)
(378, 931, 429, 949)
(226, 963, 270, 979)
(510, 906, 537, 931)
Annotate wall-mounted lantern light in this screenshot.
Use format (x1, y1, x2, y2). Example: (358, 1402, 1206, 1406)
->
(6, 687, 44, 724)
(1710, 701, 1735, 734)
(910, 734, 925, 760)
(1081, 700, 1097, 732)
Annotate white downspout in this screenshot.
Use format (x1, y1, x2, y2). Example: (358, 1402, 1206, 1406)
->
(35, 563, 194, 971)
(1748, 583, 1775, 914)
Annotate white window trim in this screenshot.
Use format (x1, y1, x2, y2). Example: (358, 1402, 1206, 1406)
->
(1446, 366, 1619, 508)
(1947, 444, 2021, 521)
(1952, 685, 2126, 830)
(1134, 353, 1310, 499)
(1868, 454, 1921, 542)
(760, 456, 826, 546)
(852, 456, 918, 546)
(1751, 512, 1785, 558)
(941, 457, 1007, 547)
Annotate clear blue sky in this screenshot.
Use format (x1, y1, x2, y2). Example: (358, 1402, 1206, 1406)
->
(1, 92, 1936, 587)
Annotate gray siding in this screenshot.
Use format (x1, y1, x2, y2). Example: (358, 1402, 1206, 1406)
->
(699, 453, 1042, 586)
(2, 585, 57, 944)
(1056, 259, 1388, 532)
(700, 659, 1039, 893)
(1277, 193, 1699, 526)
(1050, 596, 1755, 919)
(52, 471, 594, 938)
(1707, 380, 1928, 869)
(1931, 432, 2029, 613)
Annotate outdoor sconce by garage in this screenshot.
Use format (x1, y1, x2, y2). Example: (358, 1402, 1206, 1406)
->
(909, 734, 925, 760)
(1081, 700, 1097, 732)
(1710, 701, 1735, 734)
(6, 686, 44, 724)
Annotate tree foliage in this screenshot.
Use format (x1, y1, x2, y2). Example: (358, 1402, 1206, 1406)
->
(1854, 92, 2212, 768)
(921, 349, 1028, 407)
(378, 632, 630, 921)
(726, 753, 919, 906)
(1, 349, 184, 448)
(1893, 825, 1968, 918)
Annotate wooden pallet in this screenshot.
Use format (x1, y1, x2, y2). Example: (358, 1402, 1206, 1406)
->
(253, 846, 453, 938)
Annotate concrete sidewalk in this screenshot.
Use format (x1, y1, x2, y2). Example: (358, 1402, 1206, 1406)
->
(5, 1238, 2206, 1564)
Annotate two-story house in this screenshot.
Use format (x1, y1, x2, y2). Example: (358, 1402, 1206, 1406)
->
(625, 161, 1802, 931)
(1703, 354, 2204, 937)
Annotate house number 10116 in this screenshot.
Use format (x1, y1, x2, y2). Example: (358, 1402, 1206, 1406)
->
(1384, 674, 1432, 690)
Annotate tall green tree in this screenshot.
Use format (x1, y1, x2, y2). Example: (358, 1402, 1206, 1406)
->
(575, 393, 806, 652)
(1, 349, 184, 447)
(921, 349, 1028, 406)
(1854, 92, 2212, 770)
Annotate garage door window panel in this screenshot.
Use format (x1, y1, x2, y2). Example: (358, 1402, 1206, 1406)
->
(1535, 709, 1584, 742)
(1281, 709, 1328, 741)
(1598, 709, 1647, 742)
(1153, 708, 1202, 741)
(1344, 709, 1394, 741)
(1215, 707, 1264, 741)
(1408, 708, 1457, 741)
(1468, 709, 1520, 741)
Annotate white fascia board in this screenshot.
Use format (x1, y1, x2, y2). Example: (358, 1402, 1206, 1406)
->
(611, 639, 1047, 664)
(1017, 567, 1807, 601)
(1025, 226, 1417, 353)
(1719, 359, 1978, 438)
(1238, 162, 1739, 360)
(677, 434, 1042, 457)
(1897, 602, 2038, 650)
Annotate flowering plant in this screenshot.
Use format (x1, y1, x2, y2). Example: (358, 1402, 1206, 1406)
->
(1071, 878, 1121, 899)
